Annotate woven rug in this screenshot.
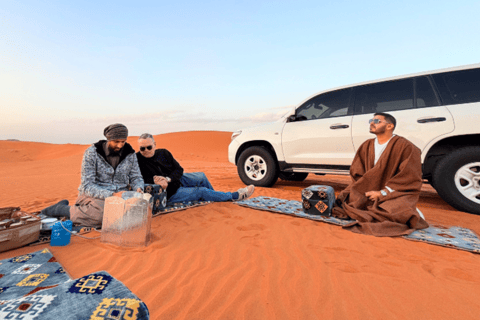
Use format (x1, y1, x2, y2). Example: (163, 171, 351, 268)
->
(235, 196, 352, 226)
(0, 248, 70, 302)
(235, 196, 480, 254)
(0, 250, 149, 319)
(153, 200, 212, 217)
(0, 270, 149, 319)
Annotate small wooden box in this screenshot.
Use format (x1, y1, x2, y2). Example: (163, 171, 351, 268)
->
(0, 207, 41, 253)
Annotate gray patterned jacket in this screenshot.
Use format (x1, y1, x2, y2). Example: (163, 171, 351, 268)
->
(78, 140, 144, 199)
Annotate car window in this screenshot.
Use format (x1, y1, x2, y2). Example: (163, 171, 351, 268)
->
(416, 76, 439, 108)
(296, 88, 352, 121)
(330, 107, 348, 117)
(354, 78, 414, 114)
(432, 68, 480, 105)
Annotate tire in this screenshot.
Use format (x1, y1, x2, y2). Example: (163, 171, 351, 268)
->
(278, 172, 309, 182)
(427, 176, 435, 188)
(237, 146, 279, 187)
(432, 147, 480, 215)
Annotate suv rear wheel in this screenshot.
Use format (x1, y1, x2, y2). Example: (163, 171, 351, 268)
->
(237, 146, 279, 187)
(432, 146, 480, 215)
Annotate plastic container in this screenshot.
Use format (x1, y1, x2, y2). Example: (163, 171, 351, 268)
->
(50, 220, 72, 246)
(101, 192, 152, 247)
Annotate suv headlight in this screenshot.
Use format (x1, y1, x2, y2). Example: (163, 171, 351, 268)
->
(231, 130, 242, 141)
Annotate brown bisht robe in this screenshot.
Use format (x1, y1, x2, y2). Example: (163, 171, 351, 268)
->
(332, 135, 429, 236)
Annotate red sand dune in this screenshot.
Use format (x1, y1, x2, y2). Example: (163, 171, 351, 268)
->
(1, 131, 480, 319)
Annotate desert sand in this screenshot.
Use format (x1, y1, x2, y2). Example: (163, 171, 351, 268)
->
(1, 131, 480, 319)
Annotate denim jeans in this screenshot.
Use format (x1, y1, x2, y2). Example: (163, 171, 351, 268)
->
(169, 172, 233, 202)
(180, 172, 214, 189)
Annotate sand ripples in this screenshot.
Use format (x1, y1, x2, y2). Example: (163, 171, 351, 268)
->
(2, 132, 480, 319)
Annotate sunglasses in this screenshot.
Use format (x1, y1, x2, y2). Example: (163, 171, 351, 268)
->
(369, 119, 389, 124)
(140, 145, 153, 152)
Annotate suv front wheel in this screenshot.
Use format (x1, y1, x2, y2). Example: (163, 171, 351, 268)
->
(432, 146, 480, 215)
(237, 146, 279, 187)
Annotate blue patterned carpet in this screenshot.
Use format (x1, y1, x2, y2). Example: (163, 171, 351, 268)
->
(0, 250, 150, 319)
(153, 200, 212, 217)
(0, 249, 70, 301)
(235, 196, 480, 254)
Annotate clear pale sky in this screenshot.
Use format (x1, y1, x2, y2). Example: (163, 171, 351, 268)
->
(1, 0, 479, 144)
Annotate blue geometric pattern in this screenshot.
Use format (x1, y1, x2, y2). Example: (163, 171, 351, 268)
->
(235, 196, 353, 226)
(0, 271, 149, 319)
(68, 273, 113, 295)
(0, 249, 70, 301)
(404, 226, 480, 253)
(235, 196, 480, 254)
(153, 200, 212, 217)
(0, 250, 150, 319)
(12, 264, 42, 274)
(55, 267, 65, 274)
(8, 254, 35, 264)
(0, 294, 56, 318)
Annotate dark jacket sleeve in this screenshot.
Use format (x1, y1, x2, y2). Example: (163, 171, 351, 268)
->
(157, 150, 184, 182)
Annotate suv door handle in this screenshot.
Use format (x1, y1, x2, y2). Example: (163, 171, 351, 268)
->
(330, 124, 349, 129)
(417, 117, 447, 123)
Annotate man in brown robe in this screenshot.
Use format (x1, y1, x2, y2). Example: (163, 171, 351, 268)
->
(332, 112, 429, 236)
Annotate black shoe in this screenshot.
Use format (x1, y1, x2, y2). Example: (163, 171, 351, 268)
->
(41, 200, 70, 218)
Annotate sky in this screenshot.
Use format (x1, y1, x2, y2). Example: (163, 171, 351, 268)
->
(1, 0, 479, 144)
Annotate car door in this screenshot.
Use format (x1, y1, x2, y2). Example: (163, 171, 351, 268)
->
(281, 88, 355, 165)
(351, 76, 454, 153)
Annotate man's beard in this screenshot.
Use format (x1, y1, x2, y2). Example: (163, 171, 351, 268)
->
(370, 126, 385, 134)
(108, 145, 122, 156)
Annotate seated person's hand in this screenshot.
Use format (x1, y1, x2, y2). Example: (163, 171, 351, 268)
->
(153, 175, 168, 189)
(365, 191, 382, 201)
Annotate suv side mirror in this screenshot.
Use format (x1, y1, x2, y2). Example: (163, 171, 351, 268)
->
(287, 115, 297, 122)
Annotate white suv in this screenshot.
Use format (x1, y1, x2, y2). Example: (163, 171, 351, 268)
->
(228, 64, 480, 215)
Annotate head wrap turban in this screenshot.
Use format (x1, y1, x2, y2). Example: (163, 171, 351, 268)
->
(104, 123, 128, 141)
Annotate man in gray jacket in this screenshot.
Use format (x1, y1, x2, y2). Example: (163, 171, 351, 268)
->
(41, 123, 144, 228)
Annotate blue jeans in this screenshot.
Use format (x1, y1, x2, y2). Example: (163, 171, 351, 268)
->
(169, 172, 233, 202)
(180, 172, 214, 190)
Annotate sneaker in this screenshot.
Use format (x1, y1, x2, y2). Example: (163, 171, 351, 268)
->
(235, 185, 255, 201)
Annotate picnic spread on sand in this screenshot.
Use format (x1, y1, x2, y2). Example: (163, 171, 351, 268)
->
(1, 126, 480, 320)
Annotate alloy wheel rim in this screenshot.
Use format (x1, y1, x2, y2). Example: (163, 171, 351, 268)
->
(454, 162, 480, 204)
(244, 155, 267, 181)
